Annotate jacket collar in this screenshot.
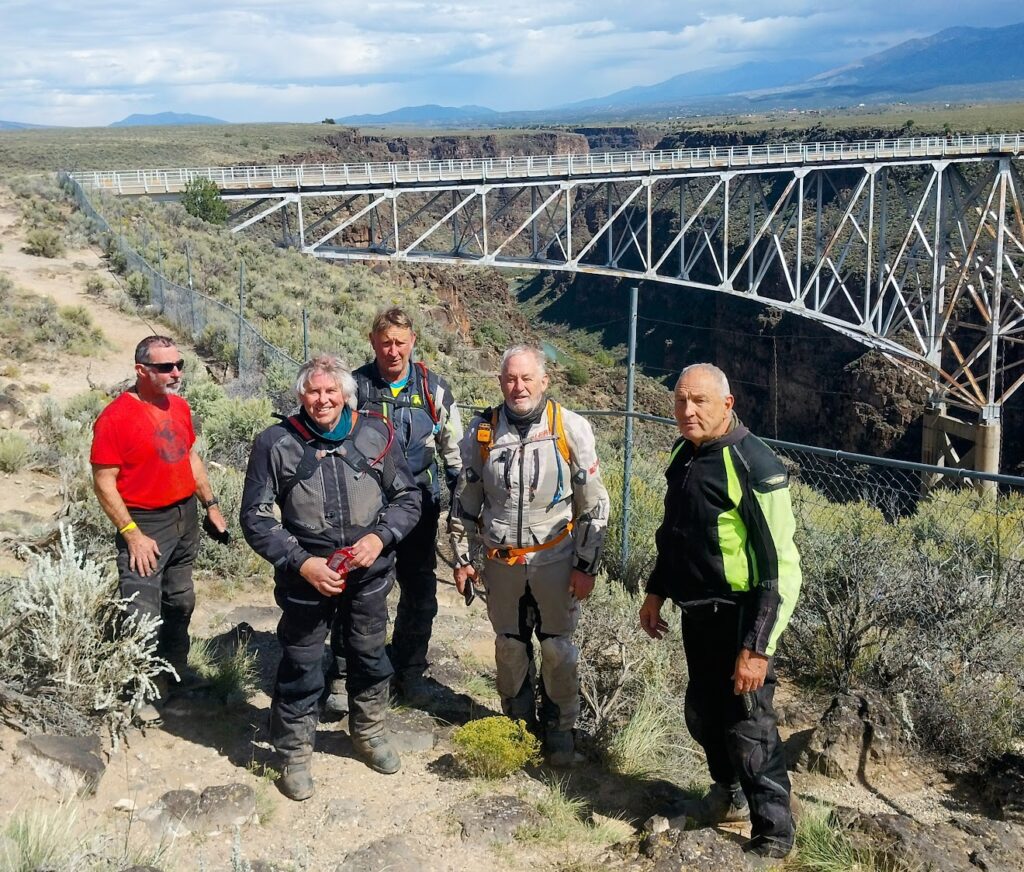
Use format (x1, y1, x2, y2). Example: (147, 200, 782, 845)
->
(688, 413, 749, 453)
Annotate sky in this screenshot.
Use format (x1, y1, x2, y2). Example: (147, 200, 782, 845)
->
(1, 1, 1022, 126)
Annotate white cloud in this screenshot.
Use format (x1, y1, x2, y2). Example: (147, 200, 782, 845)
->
(0, 1, 1020, 124)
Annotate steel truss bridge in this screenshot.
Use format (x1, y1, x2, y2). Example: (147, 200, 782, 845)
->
(74, 134, 1024, 476)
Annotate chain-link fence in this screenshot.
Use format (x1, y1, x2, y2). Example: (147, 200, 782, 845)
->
(59, 172, 301, 400)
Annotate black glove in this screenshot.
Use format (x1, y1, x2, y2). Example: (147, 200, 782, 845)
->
(202, 514, 231, 545)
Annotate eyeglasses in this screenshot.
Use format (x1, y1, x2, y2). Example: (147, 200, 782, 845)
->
(144, 360, 185, 374)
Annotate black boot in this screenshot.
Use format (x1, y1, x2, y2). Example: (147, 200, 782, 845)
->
(323, 678, 349, 716)
(271, 706, 317, 801)
(680, 782, 750, 825)
(349, 681, 400, 774)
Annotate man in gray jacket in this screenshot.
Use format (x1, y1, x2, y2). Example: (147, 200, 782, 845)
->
(241, 354, 420, 800)
(450, 345, 609, 765)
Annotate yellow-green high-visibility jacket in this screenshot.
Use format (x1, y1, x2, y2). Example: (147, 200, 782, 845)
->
(646, 417, 801, 656)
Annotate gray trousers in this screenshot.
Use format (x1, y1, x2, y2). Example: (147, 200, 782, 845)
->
(483, 555, 580, 732)
(115, 495, 199, 670)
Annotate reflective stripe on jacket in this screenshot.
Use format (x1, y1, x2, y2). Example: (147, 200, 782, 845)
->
(646, 417, 801, 655)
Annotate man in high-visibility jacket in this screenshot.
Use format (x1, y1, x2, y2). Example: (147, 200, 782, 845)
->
(450, 345, 609, 766)
(640, 363, 801, 859)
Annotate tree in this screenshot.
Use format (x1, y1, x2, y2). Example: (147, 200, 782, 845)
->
(321, 117, 337, 124)
(182, 177, 228, 225)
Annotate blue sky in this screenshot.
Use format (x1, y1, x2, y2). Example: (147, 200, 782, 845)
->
(1, 1, 1021, 126)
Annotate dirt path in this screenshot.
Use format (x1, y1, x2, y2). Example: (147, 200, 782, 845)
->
(0, 189, 158, 407)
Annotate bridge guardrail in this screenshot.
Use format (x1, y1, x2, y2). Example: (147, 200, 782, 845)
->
(69, 133, 1024, 196)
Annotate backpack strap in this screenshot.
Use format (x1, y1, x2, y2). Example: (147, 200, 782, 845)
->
(476, 406, 499, 464)
(414, 361, 440, 427)
(545, 400, 572, 509)
(274, 414, 326, 503)
(274, 411, 392, 498)
(546, 400, 571, 465)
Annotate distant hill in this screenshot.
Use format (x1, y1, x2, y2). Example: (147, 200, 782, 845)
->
(0, 120, 51, 131)
(109, 112, 226, 127)
(337, 104, 500, 125)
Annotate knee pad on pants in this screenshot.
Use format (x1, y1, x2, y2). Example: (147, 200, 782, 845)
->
(539, 635, 579, 729)
(494, 634, 532, 700)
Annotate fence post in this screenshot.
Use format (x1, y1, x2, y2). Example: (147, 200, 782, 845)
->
(621, 284, 639, 572)
(302, 307, 309, 362)
(237, 260, 246, 378)
(185, 242, 196, 334)
(155, 235, 165, 311)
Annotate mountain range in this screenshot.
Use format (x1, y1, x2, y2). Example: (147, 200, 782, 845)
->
(337, 21, 1024, 125)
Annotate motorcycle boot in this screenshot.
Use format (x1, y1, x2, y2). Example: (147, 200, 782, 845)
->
(349, 681, 401, 774)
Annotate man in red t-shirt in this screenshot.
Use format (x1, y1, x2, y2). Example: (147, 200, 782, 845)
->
(91, 336, 227, 718)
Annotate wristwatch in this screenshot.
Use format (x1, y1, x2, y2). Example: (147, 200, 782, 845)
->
(201, 497, 219, 509)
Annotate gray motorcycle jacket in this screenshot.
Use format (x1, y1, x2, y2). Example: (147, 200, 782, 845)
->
(240, 409, 421, 582)
(449, 401, 609, 573)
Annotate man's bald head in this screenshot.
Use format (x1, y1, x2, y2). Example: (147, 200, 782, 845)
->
(673, 363, 735, 445)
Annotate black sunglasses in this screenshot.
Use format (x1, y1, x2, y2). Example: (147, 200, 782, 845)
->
(144, 359, 185, 373)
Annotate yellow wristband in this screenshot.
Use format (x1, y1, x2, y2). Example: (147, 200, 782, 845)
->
(119, 521, 138, 535)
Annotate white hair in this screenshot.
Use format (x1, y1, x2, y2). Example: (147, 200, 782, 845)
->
(501, 344, 547, 376)
(677, 363, 731, 397)
(295, 354, 358, 411)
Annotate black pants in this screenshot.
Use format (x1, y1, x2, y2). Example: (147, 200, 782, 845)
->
(329, 498, 440, 684)
(275, 567, 393, 736)
(116, 495, 199, 669)
(680, 603, 794, 844)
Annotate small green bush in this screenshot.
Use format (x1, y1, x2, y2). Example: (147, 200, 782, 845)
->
(23, 228, 65, 258)
(565, 361, 590, 386)
(187, 636, 259, 705)
(84, 275, 106, 296)
(124, 272, 151, 305)
(451, 716, 541, 778)
(182, 177, 228, 225)
(0, 430, 31, 472)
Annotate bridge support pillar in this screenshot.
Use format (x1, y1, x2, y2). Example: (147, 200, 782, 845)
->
(921, 407, 999, 495)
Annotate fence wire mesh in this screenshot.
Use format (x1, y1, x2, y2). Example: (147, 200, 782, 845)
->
(60, 172, 301, 401)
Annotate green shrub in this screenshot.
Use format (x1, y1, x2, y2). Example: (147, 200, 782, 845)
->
(565, 360, 590, 386)
(195, 465, 266, 582)
(84, 275, 106, 296)
(182, 177, 228, 225)
(451, 716, 541, 778)
(791, 801, 887, 871)
(0, 430, 31, 472)
(124, 271, 151, 305)
(516, 779, 633, 847)
(23, 228, 65, 258)
(187, 636, 259, 705)
(201, 396, 273, 468)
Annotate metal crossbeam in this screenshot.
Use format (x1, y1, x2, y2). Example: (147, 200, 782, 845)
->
(74, 135, 1024, 422)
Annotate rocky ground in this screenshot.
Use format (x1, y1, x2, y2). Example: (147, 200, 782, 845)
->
(2, 185, 1023, 871)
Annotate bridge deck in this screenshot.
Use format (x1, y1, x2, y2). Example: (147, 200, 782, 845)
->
(71, 134, 1024, 197)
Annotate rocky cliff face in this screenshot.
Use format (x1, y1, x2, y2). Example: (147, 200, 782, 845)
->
(283, 128, 590, 165)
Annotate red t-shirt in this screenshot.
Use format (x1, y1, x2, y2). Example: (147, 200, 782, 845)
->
(90, 392, 197, 510)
